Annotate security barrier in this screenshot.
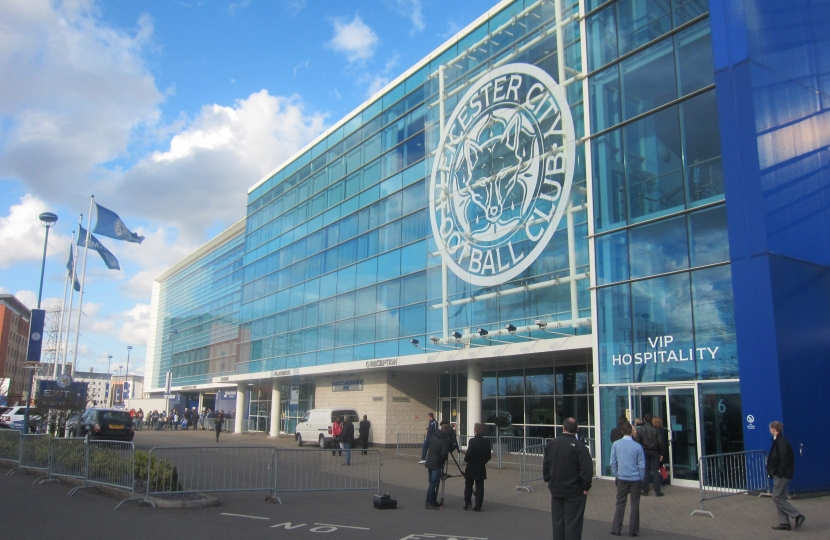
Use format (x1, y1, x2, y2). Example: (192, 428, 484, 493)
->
(46, 437, 86, 484)
(274, 449, 381, 500)
(396, 432, 426, 459)
(86, 441, 140, 508)
(141, 446, 279, 507)
(515, 444, 547, 491)
(0, 429, 21, 467)
(692, 450, 769, 518)
(457, 435, 543, 469)
(11, 434, 52, 479)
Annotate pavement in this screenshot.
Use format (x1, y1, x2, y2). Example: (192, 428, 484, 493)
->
(0, 428, 826, 540)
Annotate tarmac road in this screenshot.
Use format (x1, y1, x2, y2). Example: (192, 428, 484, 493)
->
(0, 458, 705, 540)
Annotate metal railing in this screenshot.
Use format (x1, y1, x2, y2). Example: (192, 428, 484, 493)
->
(0, 429, 21, 466)
(396, 432, 426, 459)
(46, 437, 86, 484)
(274, 449, 381, 499)
(692, 450, 769, 518)
(515, 444, 547, 491)
(141, 446, 279, 507)
(86, 441, 140, 509)
(9, 434, 52, 479)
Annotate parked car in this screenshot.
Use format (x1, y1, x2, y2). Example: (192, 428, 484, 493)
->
(65, 414, 81, 437)
(0, 406, 41, 432)
(295, 408, 359, 448)
(78, 408, 135, 441)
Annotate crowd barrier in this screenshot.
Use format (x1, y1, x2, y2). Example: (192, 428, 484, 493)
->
(141, 446, 277, 507)
(274, 449, 381, 500)
(692, 450, 769, 518)
(0, 430, 21, 466)
(45, 437, 86, 484)
(515, 444, 547, 491)
(396, 433, 425, 459)
(14, 434, 51, 478)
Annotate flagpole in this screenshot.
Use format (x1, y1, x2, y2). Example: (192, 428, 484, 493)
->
(52, 231, 75, 379)
(71, 196, 95, 377)
(60, 218, 82, 377)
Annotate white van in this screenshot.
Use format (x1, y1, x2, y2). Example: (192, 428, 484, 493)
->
(295, 408, 359, 448)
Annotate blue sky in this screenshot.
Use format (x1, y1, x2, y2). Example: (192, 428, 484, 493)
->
(0, 0, 493, 377)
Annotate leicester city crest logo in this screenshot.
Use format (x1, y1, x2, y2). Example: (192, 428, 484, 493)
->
(429, 63, 576, 286)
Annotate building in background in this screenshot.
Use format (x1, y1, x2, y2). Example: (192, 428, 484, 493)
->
(0, 294, 31, 405)
(146, 0, 830, 492)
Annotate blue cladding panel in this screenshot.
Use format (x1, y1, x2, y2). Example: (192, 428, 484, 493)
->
(713, 0, 830, 491)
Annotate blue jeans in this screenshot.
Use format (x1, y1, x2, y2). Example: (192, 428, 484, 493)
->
(426, 468, 441, 504)
(343, 442, 352, 465)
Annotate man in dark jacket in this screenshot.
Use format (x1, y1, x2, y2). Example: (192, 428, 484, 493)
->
(341, 415, 355, 465)
(767, 421, 805, 530)
(636, 414, 664, 497)
(463, 423, 491, 512)
(420, 413, 438, 463)
(359, 415, 371, 455)
(543, 418, 593, 540)
(424, 424, 451, 509)
(610, 416, 627, 444)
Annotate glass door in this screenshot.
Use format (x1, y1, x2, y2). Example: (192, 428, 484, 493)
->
(440, 399, 452, 425)
(667, 387, 699, 486)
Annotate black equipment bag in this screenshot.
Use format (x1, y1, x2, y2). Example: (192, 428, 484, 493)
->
(373, 493, 397, 509)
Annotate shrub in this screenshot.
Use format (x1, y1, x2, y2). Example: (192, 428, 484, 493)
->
(134, 449, 181, 492)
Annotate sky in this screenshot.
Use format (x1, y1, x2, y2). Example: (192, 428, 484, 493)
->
(0, 0, 494, 378)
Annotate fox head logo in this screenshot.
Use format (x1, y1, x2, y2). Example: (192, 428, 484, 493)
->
(451, 108, 541, 243)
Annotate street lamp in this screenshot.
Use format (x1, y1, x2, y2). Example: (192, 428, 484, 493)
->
(106, 355, 113, 406)
(124, 345, 132, 402)
(23, 211, 58, 434)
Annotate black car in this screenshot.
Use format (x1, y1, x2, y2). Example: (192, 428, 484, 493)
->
(79, 408, 135, 441)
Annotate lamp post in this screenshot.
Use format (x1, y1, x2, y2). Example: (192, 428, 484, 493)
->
(23, 211, 58, 434)
(106, 355, 112, 406)
(124, 345, 132, 403)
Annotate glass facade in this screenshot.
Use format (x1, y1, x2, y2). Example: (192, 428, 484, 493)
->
(238, 0, 591, 374)
(152, 228, 244, 388)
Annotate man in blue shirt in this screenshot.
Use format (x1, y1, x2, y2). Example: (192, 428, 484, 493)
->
(610, 422, 645, 537)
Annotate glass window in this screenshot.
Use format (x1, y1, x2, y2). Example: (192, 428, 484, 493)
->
(336, 265, 356, 294)
(698, 382, 744, 456)
(625, 105, 684, 221)
(629, 215, 689, 278)
(335, 319, 354, 346)
(319, 297, 337, 324)
(556, 365, 590, 394)
(400, 271, 427, 306)
(597, 283, 633, 384)
(377, 250, 401, 282)
(336, 291, 356, 320)
(621, 37, 677, 120)
(600, 386, 630, 475)
(676, 22, 714, 96)
(355, 286, 376, 316)
(498, 370, 524, 396)
(596, 230, 629, 285)
(587, 4, 618, 71)
(688, 206, 729, 267)
(618, 0, 672, 56)
(400, 303, 426, 336)
(592, 129, 626, 232)
(482, 371, 497, 398)
(554, 395, 591, 425)
(376, 279, 400, 310)
(590, 65, 622, 132)
(631, 272, 695, 381)
(682, 90, 723, 205)
(525, 367, 554, 395)
(692, 265, 738, 379)
(498, 397, 525, 425)
(375, 309, 399, 340)
(354, 314, 375, 344)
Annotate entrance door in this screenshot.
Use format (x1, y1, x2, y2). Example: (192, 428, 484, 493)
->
(666, 387, 699, 486)
(440, 399, 451, 425)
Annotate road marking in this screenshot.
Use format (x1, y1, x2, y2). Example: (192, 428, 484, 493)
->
(220, 513, 270, 520)
(314, 523, 370, 530)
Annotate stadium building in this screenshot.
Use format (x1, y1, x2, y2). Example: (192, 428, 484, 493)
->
(145, 0, 830, 491)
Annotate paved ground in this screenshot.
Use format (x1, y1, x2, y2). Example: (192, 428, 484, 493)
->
(1, 429, 827, 540)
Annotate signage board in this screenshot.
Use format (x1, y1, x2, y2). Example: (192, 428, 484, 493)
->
(332, 379, 363, 392)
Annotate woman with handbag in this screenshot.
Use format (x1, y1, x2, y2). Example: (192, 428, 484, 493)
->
(652, 417, 670, 485)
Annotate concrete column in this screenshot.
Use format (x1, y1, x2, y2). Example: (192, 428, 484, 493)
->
(198, 392, 203, 413)
(269, 379, 281, 438)
(234, 382, 245, 434)
(467, 363, 482, 437)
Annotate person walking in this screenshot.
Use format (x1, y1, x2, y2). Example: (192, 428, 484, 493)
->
(543, 418, 593, 540)
(215, 411, 224, 442)
(331, 416, 343, 456)
(768, 421, 805, 530)
(610, 416, 627, 444)
(610, 422, 645, 537)
(424, 423, 451, 510)
(463, 423, 491, 512)
(136, 409, 144, 431)
(359, 415, 371, 455)
(636, 414, 664, 497)
(419, 412, 438, 464)
(342, 415, 355, 465)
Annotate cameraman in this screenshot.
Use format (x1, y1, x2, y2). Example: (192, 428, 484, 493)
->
(441, 420, 460, 453)
(424, 423, 451, 510)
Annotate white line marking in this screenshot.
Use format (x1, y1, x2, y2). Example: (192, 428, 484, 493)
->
(424, 534, 488, 539)
(314, 523, 371, 530)
(220, 513, 270, 520)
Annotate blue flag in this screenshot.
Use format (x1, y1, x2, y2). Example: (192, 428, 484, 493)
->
(93, 203, 144, 244)
(78, 225, 121, 270)
(66, 245, 81, 292)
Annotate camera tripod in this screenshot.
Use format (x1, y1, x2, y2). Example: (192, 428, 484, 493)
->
(435, 448, 465, 508)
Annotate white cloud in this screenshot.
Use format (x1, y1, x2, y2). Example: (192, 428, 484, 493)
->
(367, 76, 390, 97)
(228, 0, 251, 14)
(0, 195, 70, 269)
(118, 303, 150, 344)
(328, 15, 378, 62)
(390, 0, 425, 35)
(0, 1, 163, 209)
(13, 289, 37, 309)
